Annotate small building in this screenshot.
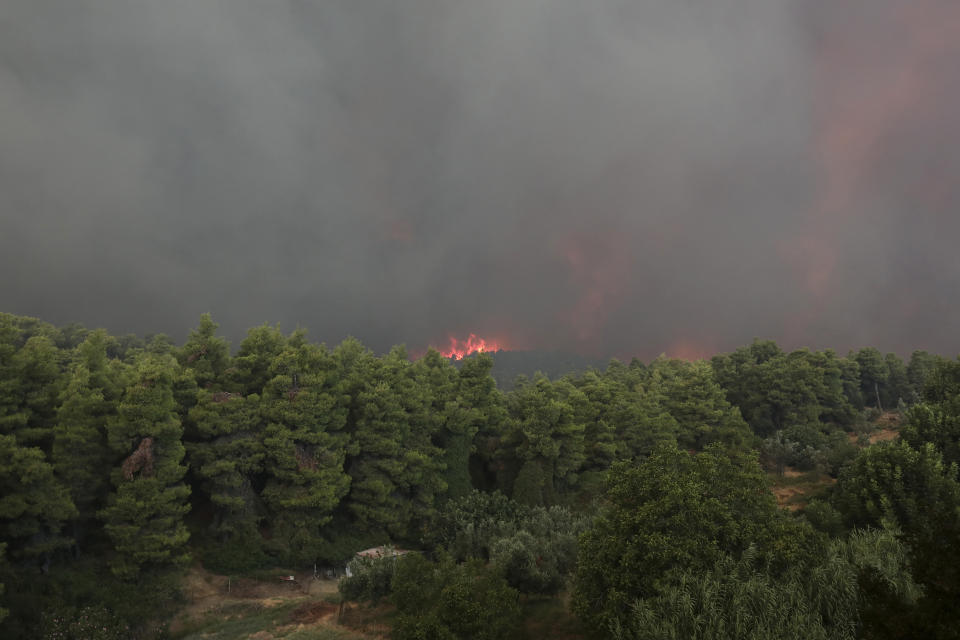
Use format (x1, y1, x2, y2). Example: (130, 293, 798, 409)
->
(344, 545, 411, 577)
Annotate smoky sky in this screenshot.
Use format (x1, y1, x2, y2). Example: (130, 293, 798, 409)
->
(1, 0, 959, 359)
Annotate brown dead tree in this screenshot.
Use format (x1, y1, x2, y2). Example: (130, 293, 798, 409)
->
(122, 437, 156, 480)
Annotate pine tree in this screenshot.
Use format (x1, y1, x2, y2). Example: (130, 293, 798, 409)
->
(0, 330, 64, 451)
(413, 350, 472, 501)
(187, 390, 266, 570)
(232, 324, 289, 396)
(345, 351, 405, 533)
(0, 543, 7, 625)
(0, 434, 76, 562)
(647, 358, 750, 449)
(178, 314, 231, 390)
(99, 355, 191, 580)
(52, 331, 128, 551)
(344, 346, 445, 538)
(570, 370, 619, 471)
(457, 353, 508, 494)
(259, 333, 351, 563)
(500, 375, 586, 505)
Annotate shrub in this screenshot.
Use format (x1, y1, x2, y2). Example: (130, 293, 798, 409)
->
(338, 553, 400, 605)
(40, 605, 131, 640)
(392, 553, 521, 640)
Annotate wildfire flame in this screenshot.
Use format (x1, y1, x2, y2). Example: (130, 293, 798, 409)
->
(438, 334, 503, 360)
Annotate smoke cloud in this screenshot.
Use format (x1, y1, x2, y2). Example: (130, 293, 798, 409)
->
(2, 0, 958, 358)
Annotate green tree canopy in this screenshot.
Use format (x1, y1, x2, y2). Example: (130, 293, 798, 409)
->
(391, 553, 521, 640)
(611, 529, 918, 640)
(833, 441, 960, 637)
(903, 358, 960, 466)
(646, 358, 751, 449)
(52, 331, 129, 548)
(0, 435, 76, 562)
(259, 334, 351, 564)
(574, 443, 821, 630)
(99, 354, 191, 580)
(501, 375, 587, 505)
(177, 314, 231, 390)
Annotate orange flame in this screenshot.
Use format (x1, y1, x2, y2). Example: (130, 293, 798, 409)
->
(437, 334, 503, 360)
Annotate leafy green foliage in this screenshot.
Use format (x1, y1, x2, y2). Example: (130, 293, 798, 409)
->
(426, 490, 524, 561)
(3, 311, 958, 639)
(612, 529, 918, 640)
(0, 325, 64, 449)
(902, 357, 960, 466)
(803, 500, 846, 537)
(427, 490, 584, 596)
(499, 375, 586, 504)
(763, 425, 856, 476)
(339, 553, 402, 605)
(646, 358, 751, 450)
(571, 366, 677, 466)
(0, 543, 6, 625)
(854, 348, 889, 410)
(0, 434, 76, 560)
(39, 605, 131, 640)
(833, 441, 960, 637)
(612, 549, 857, 640)
(712, 342, 858, 438)
(489, 505, 583, 595)
(906, 351, 945, 401)
(574, 443, 822, 630)
(391, 553, 521, 640)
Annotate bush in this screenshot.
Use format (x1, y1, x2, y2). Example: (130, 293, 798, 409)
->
(489, 505, 583, 595)
(338, 553, 401, 605)
(392, 553, 521, 640)
(821, 434, 858, 476)
(40, 605, 131, 640)
(803, 500, 846, 537)
(429, 491, 585, 596)
(198, 530, 269, 574)
(491, 530, 565, 595)
(426, 490, 525, 561)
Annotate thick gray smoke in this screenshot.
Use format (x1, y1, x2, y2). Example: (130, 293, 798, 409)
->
(2, 1, 958, 358)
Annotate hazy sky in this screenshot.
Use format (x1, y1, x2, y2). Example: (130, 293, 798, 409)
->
(2, 0, 958, 359)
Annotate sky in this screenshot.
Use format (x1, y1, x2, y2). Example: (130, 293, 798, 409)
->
(1, 0, 958, 359)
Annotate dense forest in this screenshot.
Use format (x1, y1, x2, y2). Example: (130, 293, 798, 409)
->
(1, 311, 958, 639)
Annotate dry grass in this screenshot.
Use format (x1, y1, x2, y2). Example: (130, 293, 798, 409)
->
(848, 411, 903, 446)
(171, 565, 586, 640)
(769, 468, 835, 511)
(169, 566, 372, 640)
(335, 602, 394, 638)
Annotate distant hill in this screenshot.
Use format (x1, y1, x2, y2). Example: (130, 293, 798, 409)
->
(455, 350, 612, 389)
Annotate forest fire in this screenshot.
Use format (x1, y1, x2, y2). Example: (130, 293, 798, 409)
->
(437, 334, 503, 360)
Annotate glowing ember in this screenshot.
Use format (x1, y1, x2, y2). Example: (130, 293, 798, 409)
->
(438, 334, 503, 360)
